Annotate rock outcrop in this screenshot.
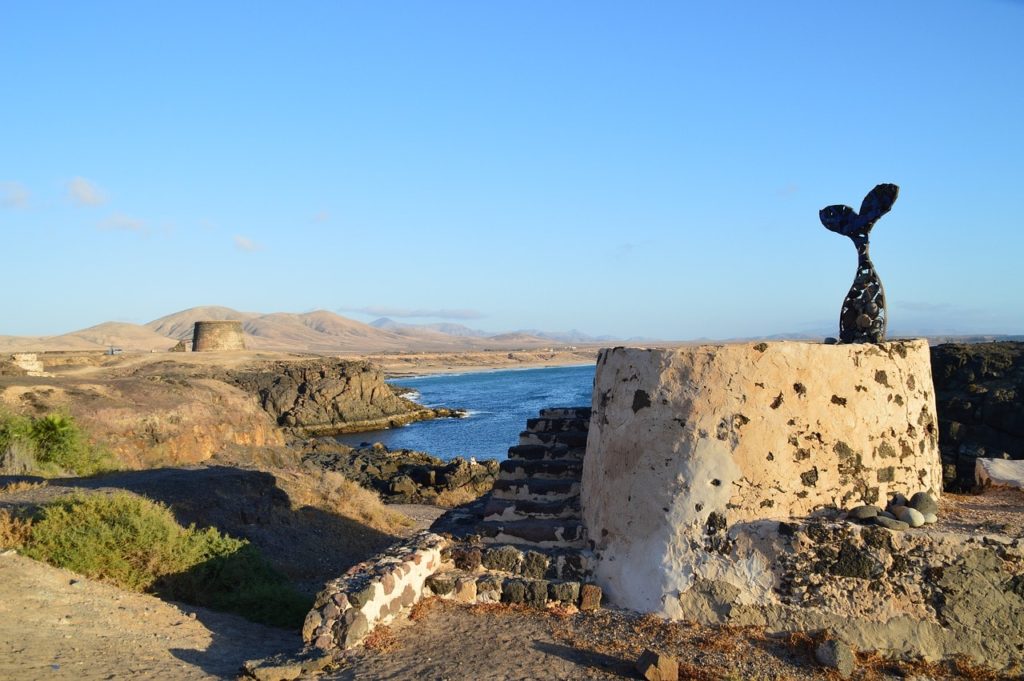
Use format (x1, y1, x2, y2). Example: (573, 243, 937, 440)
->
(931, 341, 1024, 491)
(226, 359, 460, 436)
(302, 441, 497, 505)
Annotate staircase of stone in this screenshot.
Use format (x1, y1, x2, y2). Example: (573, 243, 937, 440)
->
(478, 407, 591, 550)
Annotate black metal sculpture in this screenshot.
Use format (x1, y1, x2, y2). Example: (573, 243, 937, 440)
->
(819, 183, 899, 343)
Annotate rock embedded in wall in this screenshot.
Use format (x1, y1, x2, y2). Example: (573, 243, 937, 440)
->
(582, 341, 941, 616)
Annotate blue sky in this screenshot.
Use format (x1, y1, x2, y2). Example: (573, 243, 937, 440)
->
(2, 1, 1021, 339)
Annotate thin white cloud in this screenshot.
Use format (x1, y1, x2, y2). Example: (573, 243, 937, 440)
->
(341, 306, 484, 320)
(68, 176, 107, 205)
(0, 181, 30, 208)
(312, 211, 331, 223)
(98, 212, 146, 232)
(233, 235, 263, 252)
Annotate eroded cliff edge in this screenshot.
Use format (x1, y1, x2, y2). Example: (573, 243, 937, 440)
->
(224, 359, 459, 436)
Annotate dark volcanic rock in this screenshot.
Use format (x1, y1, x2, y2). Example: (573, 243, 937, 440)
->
(225, 359, 462, 435)
(302, 440, 499, 505)
(930, 342, 1024, 491)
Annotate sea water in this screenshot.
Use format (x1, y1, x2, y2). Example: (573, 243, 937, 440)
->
(335, 364, 595, 461)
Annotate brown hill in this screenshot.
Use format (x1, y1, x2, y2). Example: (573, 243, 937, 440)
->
(146, 305, 258, 340)
(2, 307, 566, 355)
(0, 322, 175, 353)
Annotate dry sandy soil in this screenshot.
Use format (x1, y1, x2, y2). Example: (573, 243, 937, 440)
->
(0, 550, 298, 680)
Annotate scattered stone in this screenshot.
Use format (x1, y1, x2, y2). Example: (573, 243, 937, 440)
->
(873, 515, 909, 531)
(923, 512, 938, 525)
(579, 583, 602, 611)
(635, 649, 679, 681)
(878, 511, 897, 520)
(815, 638, 855, 678)
(889, 504, 908, 517)
(896, 507, 925, 528)
(847, 505, 880, 520)
(242, 651, 333, 681)
(909, 491, 938, 515)
(890, 493, 908, 508)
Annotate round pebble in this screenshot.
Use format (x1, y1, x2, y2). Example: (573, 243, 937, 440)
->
(909, 492, 938, 516)
(873, 516, 909, 531)
(878, 511, 897, 520)
(888, 504, 907, 517)
(890, 493, 908, 508)
(847, 505, 880, 521)
(896, 507, 925, 528)
(923, 512, 938, 525)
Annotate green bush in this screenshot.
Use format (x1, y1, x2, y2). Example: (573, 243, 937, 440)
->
(22, 492, 309, 628)
(0, 411, 114, 476)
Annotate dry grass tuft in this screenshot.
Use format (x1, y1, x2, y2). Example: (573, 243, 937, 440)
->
(434, 485, 484, 508)
(362, 625, 398, 653)
(856, 651, 1003, 681)
(0, 480, 47, 494)
(0, 509, 33, 548)
(284, 468, 412, 533)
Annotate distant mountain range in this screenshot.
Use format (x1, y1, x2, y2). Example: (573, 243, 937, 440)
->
(0, 306, 1019, 355)
(367, 317, 621, 344)
(0, 306, 617, 354)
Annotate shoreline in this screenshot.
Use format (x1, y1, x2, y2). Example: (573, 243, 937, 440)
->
(354, 349, 600, 379)
(383, 360, 596, 379)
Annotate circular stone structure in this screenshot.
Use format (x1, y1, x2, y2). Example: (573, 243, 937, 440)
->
(192, 320, 246, 352)
(582, 340, 941, 617)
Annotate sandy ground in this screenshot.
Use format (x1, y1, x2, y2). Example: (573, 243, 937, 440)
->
(0, 550, 298, 680)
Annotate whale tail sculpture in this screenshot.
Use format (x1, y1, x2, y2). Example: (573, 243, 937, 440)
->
(820, 183, 899, 344)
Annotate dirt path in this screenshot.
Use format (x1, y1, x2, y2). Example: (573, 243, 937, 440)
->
(0, 551, 298, 680)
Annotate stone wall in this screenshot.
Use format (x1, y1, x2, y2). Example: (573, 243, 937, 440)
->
(192, 320, 246, 351)
(931, 342, 1024, 491)
(582, 341, 941, 616)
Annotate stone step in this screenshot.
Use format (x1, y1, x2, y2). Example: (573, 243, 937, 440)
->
(482, 496, 581, 522)
(491, 477, 580, 502)
(478, 519, 587, 549)
(507, 443, 584, 462)
(518, 429, 589, 449)
(539, 407, 592, 420)
(526, 417, 590, 434)
(498, 458, 584, 480)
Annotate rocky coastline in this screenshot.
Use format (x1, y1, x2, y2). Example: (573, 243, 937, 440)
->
(225, 359, 465, 436)
(301, 439, 499, 506)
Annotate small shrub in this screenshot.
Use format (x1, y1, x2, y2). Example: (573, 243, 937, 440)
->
(0, 509, 33, 548)
(0, 439, 37, 475)
(22, 492, 309, 628)
(312, 470, 411, 530)
(0, 480, 47, 494)
(0, 410, 115, 477)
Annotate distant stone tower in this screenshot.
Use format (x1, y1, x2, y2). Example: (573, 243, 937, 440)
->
(192, 320, 246, 352)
